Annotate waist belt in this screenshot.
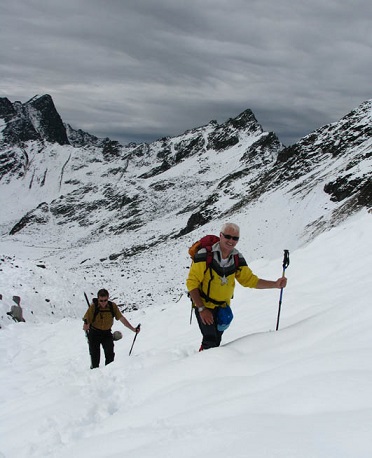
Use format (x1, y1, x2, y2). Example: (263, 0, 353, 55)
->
(90, 325, 112, 332)
(199, 290, 227, 306)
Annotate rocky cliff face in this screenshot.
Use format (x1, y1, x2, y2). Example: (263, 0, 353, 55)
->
(206, 103, 372, 228)
(0, 94, 69, 146)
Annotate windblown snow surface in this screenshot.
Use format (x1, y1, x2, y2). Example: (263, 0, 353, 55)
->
(0, 210, 372, 457)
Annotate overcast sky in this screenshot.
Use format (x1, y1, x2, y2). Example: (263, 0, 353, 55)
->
(1, 0, 371, 146)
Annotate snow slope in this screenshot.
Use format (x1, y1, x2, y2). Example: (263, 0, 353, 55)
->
(0, 210, 371, 458)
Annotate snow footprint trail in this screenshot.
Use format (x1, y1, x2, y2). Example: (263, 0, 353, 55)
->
(0, 314, 196, 458)
(0, 320, 131, 457)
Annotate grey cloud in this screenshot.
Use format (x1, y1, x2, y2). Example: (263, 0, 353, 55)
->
(1, 0, 371, 147)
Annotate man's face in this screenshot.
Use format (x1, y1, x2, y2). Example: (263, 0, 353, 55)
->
(98, 296, 109, 308)
(220, 228, 240, 253)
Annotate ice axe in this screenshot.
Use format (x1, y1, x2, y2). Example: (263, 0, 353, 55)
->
(276, 250, 290, 331)
(83, 292, 91, 340)
(84, 292, 90, 308)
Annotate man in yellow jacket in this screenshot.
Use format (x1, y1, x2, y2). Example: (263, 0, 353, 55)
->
(83, 289, 139, 368)
(186, 223, 287, 350)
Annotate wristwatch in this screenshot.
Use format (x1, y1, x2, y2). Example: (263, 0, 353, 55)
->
(197, 306, 206, 312)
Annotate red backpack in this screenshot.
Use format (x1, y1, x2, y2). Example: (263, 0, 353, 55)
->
(188, 234, 220, 267)
(188, 234, 240, 269)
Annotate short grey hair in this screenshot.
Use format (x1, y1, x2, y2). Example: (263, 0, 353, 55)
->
(220, 222, 240, 234)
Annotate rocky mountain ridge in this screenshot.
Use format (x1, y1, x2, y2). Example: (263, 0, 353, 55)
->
(0, 94, 371, 310)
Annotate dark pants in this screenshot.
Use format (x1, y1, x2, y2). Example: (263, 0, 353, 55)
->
(88, 328, 115, 369)
(195, 307, 224, 350)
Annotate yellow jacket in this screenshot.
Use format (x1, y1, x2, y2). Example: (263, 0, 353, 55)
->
(186, 243, 259, 308)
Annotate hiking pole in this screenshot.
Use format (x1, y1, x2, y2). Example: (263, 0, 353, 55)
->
(276, 250, 290, 331)
(129, 324, 141, 356)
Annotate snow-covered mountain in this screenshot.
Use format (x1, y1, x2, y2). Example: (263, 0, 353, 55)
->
(0, 95, 371, 327)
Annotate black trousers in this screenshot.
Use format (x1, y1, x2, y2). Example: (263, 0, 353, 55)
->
(88, 328, 115, 369)
(195, 307, 224, 350)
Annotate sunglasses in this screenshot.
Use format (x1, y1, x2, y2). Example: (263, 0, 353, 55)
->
(221, 232, 239, 241)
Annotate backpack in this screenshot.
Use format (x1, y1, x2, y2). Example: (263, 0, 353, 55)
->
(92, 298, 115, 324)
(188, 234, 220, 268)
(188, 234, 240, 270)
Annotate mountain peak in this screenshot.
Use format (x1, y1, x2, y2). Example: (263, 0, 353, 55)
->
(0, 94, 69, 146)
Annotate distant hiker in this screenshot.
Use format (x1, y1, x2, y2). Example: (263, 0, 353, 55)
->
(186, 223, 287, 351)
(83, 289, 140, 369)
(6, 296, 26, 322)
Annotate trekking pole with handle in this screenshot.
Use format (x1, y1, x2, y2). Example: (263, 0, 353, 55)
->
(129, 324, 141, 355)
(276, 250, 290, 331)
